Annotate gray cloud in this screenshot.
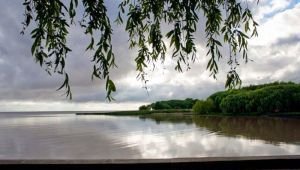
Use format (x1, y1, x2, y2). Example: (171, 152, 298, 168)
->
(273, 35, 300, 46)
(0, 1, 136, 103)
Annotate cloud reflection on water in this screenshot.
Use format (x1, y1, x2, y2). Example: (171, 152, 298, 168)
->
(120, 128, 300, 158)
(0, 113, 299, 159)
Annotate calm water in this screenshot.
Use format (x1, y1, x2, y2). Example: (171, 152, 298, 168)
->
(0, 112, 299, 159)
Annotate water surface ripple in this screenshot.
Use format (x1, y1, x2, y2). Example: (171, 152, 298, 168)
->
(0, 113, 299, 159)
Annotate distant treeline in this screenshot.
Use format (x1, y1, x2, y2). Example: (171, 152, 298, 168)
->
(139, 98, 197, 110)
(193, 81, 300, 114)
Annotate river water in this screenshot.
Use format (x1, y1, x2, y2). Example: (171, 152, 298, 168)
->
(0, 112, 299, 159)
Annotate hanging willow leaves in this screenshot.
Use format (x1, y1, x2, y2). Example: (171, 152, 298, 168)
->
(22, 0, 259, 100)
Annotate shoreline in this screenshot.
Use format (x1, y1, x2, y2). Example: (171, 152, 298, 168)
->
(76, 109, 192, 116)
(76, 110, 300, 119)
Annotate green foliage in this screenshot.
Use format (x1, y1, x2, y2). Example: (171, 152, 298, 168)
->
(139, 105, 151, 111)
(22, 0, 259, 100)
(143, 98, 197, 110)
(208, 82, 300, 114)
(292, 93, 300, 111)
(241, 81, 295, 90)
(208, 90, 239, 112)
(192, 99, 215, 114)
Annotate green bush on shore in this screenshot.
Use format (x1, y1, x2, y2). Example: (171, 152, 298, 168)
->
(137, 82, 300, 115)
(139, 98, 197, 110)
(192, 99, 215, 114)
(139, 105, 151, 111)
(204, 81, 300, 114)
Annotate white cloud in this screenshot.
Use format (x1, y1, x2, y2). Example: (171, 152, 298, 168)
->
(251, 2, 300, 45)
(254, 0, 292, 21)
(237, 2, 300, 84)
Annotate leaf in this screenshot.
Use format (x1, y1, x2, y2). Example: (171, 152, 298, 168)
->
(109, 79, 116, 92)
(56, 73, 69, 91)
(207, 58, 212, 69)
(214, 40, 222, 47)
(31, 38, 39, 55)
(23, 0, 259, 101)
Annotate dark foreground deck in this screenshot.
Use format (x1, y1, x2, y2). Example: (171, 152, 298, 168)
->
(1, 156, 300, 170)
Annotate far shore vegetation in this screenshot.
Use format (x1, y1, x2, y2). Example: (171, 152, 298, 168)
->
(77, 82, 300, 117)
(199, 81, 300, 115)
(77, 109, 191, 116)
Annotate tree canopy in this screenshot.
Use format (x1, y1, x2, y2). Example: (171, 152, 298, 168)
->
(139, 98, 197, 110)
(21, 0, 259, 100)
(193, 82, 300, 114)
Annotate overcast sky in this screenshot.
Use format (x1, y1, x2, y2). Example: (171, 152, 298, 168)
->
(0, 0, 300, 111)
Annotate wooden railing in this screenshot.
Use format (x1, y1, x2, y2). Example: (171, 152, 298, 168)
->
(1, 156, 300, 169)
